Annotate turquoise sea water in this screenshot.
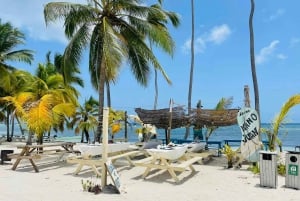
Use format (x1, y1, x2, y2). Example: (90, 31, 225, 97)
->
(1, 123, 300, 151)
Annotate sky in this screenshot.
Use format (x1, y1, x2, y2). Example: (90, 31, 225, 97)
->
(1, 0, 300, 123)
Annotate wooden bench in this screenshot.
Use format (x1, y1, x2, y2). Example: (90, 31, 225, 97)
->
(9, 142, 76, 172)
(133, 156, 154, 167)
(8, 153, 42, 160)
(134, 154, 202, 183)
(109, 150, 141, 166)
(171, 156, 202, 172)
(67, 150, 142, 176)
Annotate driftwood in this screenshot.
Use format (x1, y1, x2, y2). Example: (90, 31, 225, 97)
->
(135, 107, 239, 129)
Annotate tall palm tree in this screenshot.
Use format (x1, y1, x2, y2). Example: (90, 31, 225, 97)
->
(44, 0, 177, 142)
(69, 96, 99, 143)
(149, 1, 180, 109)
(249, 0, 260, 119)
(51, 51, 84, 98)
(185, 0, 195, 139)
(0, 19, 34, 141)
(0, 19, 34, 70)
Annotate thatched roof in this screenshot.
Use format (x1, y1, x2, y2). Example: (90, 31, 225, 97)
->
(135, 107, 189, 129)
(190, 108, 239, 127)
(135, 107, 239, 129)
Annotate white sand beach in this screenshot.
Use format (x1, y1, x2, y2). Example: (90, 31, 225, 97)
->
(0, 143, 299, 201)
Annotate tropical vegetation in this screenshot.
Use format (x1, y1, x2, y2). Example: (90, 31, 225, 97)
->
(0, 19, 34, 141)
(261, 94, 300, 151)
(44, 0, 178, 143)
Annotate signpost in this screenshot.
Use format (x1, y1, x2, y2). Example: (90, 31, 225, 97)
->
(105, 160, 121, 193)
(237, 107, 261, 162)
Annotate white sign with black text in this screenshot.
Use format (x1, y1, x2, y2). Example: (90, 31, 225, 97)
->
(237, 107, 262, 162)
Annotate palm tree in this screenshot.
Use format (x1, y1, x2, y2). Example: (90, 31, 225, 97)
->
(148, 1, 180, 109)
(51, 52, 84, 98)
(185, 0, 195, 139)
(261, 95, 300, 151)
(1, 91, 76, 144)
(249, 0, 260, 121)
(0, 19, 34, 141)
(69, 96, 99, 143)
(44, 0, 177, 142)
(0, 19, 34, 70)
(0, 69, 35, 139)
(204, 97, 233, 144)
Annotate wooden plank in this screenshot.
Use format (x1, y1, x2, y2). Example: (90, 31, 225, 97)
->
(172, 156, 202, 172)
(109, 150, 140, 161)
(8, 154, 41, 160)
(133, 156, 154, 166)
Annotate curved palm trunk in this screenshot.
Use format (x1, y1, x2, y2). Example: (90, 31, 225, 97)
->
(185, 0, 195, 139)
(249, 0, 261, 135)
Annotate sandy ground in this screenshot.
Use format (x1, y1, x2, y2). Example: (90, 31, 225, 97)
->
(0, 142, 299, 201)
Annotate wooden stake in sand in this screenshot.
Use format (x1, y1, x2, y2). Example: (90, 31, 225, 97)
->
(101, 107, 109, 187)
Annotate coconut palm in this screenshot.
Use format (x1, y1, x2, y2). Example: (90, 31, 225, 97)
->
(50, 52, 84, 98)
(0, 68, 35, 140)
(0, 19, 34, 141)
(204, 97, 233, 144)
(148, 1, 180, 109)
(69, 96, 99, 143)
(44, 0, 177, 142)
(1, 91, 76, 144)
(1, 62, 78, 144)
(261, 95, 300, 151)
(0, 19, 34, 70)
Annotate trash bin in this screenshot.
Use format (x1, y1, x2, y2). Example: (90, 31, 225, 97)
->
(285, 151, 300, 189)
(1, 150, 14, 165)
(259, 151, 278, 188)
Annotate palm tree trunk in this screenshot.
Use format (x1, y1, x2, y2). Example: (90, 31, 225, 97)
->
(106, 81, 111, 108)
(249, 0, 261, 139)
(154, 69, 158, 109)
(6, 109, 10, 141)
(96, 62, 106, 143)
(185, 0, 195, 139)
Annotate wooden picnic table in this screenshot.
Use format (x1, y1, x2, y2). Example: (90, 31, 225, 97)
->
(8, 142, 76, 172)
(134, 145, 202, 183)
(67, 143, 140, 176)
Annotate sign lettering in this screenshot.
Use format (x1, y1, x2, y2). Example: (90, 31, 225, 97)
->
(237, 107, 261, 162)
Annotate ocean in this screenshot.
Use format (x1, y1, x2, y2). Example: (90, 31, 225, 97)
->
(1, 123, 300, 151)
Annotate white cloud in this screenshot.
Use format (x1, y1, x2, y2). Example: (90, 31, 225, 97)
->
(182, 24, 231, 54)
(289, 37, 300, 47)
(207, 24, 231, 44)
(268, 9, 285, 21)
(256, 40, 280, 64)
(0, 0, 86, 44)
(277, 54, 287, 60)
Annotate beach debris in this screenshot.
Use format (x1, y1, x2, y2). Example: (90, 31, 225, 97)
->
(102, 184, 120, 194)
(81, 178, 102, 195)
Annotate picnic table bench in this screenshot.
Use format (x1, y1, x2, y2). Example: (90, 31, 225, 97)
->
(134, 146, 202, 183)
(67, 150, 141, 176)
(8, 142, 76, 172)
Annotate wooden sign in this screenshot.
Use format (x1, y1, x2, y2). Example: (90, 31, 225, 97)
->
(105, 160, 121, 193)
(237, 107, 261, 162)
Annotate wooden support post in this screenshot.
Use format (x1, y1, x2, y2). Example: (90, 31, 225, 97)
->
(101, 107, 109, 187)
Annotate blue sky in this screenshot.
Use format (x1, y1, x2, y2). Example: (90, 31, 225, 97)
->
(1, 0, 300, 123)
